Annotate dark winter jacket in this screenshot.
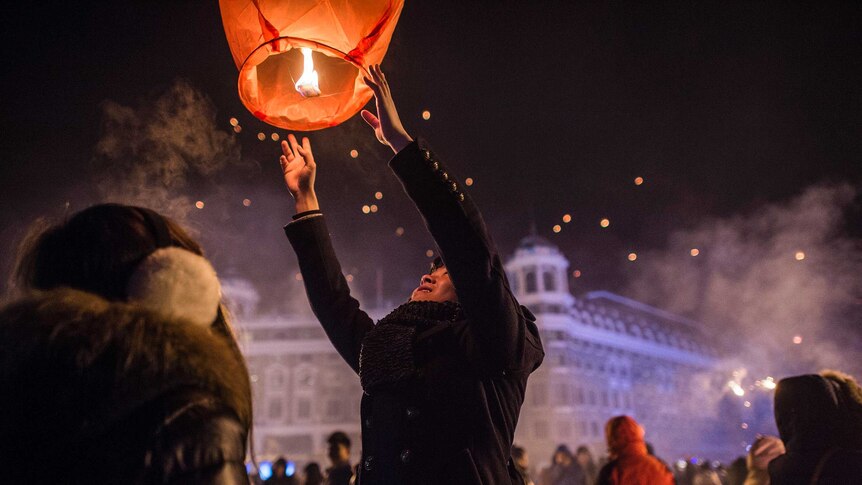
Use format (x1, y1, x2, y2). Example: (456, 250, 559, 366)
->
(596, 416, 674, 485)
(768, 374, 862, 485)
(0, 289, 252, 484)
(285, 139, 545, 484)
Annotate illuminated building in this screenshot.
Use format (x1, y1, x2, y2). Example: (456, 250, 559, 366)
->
(505, 235, 720, 460)
(228, 235, 721, 465)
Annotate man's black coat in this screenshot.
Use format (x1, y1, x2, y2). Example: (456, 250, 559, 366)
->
(285, 139, 544, 484)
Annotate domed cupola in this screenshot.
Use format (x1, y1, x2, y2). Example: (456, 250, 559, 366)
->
(504, 232, 574, 314)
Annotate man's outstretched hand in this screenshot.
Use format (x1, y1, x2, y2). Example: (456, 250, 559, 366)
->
(361, 64, 413, 154)
(279, 134, 319, 213)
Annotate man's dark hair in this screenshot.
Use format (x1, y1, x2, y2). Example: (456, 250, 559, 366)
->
(576, 445, 591, 455)
(327, 430, 351, 448)
(429, 256, 445, 273)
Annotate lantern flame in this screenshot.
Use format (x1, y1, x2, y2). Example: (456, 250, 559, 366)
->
(295, 48, 321, 97)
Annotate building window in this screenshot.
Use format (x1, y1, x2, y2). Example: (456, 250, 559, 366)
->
(534, 420, 549, 439)
(295, 397, 311, 421)
(576, 388, 585, 405)
(268, 396, 284, 422)
(510, 275, 519, 294)
(325, 399, 344, 421)
(542, 270, 556, 292)
(591, 421, 599, 437)
(602, 391, 609, 407)
(531, 383, 548, 406)
(554, 384, 569, 406)
(612, 391, 620, 408)
(266, 366, 288, 389)
(558, 420, 571, 439)
(525, 269, 538, 294)
(589, 390, 597, 406)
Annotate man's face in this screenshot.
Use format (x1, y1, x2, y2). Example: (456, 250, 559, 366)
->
(410, 266, 458, 303)
(328, 443, 349, 464)
(554, 451, 571, 466)
(576, 452, 590, 466)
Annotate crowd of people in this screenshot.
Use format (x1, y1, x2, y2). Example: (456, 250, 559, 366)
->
(1, 65, 860, 484)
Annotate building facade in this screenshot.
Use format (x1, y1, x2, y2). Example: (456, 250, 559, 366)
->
(234, 235, 722, 466)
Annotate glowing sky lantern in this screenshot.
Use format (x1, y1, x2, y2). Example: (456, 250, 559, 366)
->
(219, 0, 404, 131)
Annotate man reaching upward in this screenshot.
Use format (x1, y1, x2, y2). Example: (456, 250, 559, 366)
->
(279, 65, 544, 484)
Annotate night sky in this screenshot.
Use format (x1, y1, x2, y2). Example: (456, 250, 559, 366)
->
(1, 1, 860, 322)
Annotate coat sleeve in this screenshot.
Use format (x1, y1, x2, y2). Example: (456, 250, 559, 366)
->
(148, 392, 250, 484)
(284, 214, 375, 374)
(389, 139, 543, 373)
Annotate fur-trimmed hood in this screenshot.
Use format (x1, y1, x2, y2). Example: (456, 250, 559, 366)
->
(0, 288, 251, 469)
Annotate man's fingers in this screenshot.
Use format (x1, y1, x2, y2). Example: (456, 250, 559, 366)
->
(360, 109, 380, 129)
(288, 133, 303, 157)
(281, 140, 293, 160)
(363, 75, 381, 96)
(301, 136, 312, 155)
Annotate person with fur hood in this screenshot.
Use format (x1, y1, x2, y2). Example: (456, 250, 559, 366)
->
(768, 371, 862, 484)
(595, 415, 674, 485)
(279, 65, 544, 484)
(1, 203, 253, 484)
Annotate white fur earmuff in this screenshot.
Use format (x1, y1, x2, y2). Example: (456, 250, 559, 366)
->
(126, 247, 221, 327)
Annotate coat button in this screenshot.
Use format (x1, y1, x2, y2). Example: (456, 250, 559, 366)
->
(449, 181, 458, 192)
(440, 171, 449, 181)
(457, 193, 465, 202)
(423, 149, 432, 161)
(400, 449, 412, 464)
(364, 456, 374, 471)
(364, 417, 372, 428)
(431, 161, 440, 170)
(406, 407, 419, 419)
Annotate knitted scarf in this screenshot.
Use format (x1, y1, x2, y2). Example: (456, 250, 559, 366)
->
(359, 300, 462, 393)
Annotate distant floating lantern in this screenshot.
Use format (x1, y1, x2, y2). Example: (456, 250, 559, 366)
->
(422, 110, 431, 120)
(552, 225, 562, 233)
(350, 149, 359, 159)
(219, 0, 405, 131)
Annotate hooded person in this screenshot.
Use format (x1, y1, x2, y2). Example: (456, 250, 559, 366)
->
(1, 203, 252, 484)
(595, 416, 674, 485)
(767, 372, 862, 485)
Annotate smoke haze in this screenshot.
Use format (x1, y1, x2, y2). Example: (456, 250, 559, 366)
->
(625, 183, 862, 377)
(93, 79, 243, 220)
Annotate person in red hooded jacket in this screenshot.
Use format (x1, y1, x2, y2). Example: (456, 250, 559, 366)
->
(596, 416, 674, 485)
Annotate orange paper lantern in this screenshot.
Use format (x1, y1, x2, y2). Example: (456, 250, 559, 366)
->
(219, 0, 404, 131)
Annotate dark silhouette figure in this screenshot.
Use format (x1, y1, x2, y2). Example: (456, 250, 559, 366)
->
(768, 371, 862, 484)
